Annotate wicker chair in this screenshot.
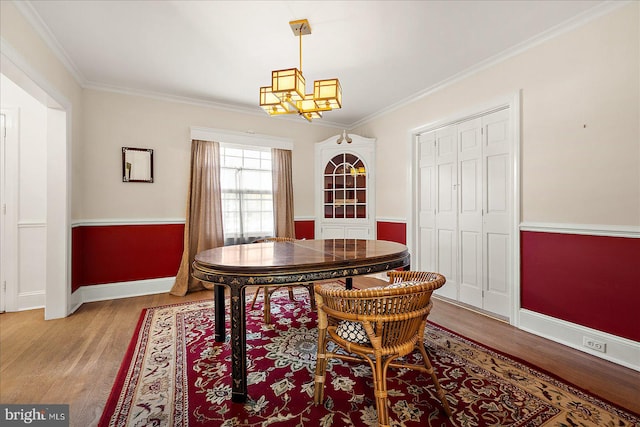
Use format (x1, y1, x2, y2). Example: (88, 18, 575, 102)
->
(313, 271, 451, 427)
(250, 237, 315, 324)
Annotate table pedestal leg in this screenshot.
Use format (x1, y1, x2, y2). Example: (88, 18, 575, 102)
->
(214, 285, 226, 342)
(229, 285, 247, 402)
(345, 277, 353, 290)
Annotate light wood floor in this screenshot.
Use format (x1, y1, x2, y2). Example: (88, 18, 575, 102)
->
(1, 278, 638, 427)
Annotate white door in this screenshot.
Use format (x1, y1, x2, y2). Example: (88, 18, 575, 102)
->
(0, 109, 19, 313)
(417, 132, 436, 272)
(418, 125, 459, 300)
(481, 109, 511, 317)
(416, 108, 512, 318)
(458, 118, 484, 307)
(433, 126, 458, 299)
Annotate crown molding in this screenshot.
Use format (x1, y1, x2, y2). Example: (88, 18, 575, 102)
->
(85, 80, 267, 116)
(13, 0, 87, 86)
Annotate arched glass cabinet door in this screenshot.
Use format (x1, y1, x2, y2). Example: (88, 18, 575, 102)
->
(323, 153, 367, 219)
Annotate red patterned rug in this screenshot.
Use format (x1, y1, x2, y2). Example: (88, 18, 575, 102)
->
(99, 289, 638, 426)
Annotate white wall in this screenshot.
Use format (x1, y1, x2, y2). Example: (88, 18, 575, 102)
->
(79, 89, 339, 221)
(354, 2, 639, 227)
(0, 74, 47, 310)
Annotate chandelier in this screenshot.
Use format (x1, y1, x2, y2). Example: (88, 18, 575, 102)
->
(260, 19, 342, 122)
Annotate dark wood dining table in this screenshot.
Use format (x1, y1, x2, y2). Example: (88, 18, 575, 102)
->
(192, 238, 410, 403)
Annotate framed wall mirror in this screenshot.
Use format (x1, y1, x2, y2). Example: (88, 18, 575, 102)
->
(122, 147, 154, 183)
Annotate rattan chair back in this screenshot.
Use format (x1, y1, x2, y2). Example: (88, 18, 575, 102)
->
(313, 271, 451, 427)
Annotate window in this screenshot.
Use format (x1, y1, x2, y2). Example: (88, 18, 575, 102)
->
(220, 144, 273, 245)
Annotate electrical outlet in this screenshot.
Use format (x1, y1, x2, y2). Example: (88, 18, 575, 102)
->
(583, 336, 606, 353)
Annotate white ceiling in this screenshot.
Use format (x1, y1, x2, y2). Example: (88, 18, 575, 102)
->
(22, 0, 608, 128)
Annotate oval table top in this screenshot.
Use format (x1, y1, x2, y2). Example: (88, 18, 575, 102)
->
(192, 239, 410, 286)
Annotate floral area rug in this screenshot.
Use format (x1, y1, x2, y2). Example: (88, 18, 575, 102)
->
(99, 289, 639, 427)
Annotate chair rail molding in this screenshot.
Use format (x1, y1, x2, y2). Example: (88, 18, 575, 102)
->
(72, 218, 186, 227)
(519, 222, 640, 238)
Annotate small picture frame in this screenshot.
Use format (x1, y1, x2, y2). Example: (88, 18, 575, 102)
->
(122, 147, 154, 183)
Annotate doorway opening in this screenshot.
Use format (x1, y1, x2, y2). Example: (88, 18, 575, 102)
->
(1, 54, 70, 319)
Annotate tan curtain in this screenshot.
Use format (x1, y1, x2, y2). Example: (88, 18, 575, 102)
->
(272, 148, 295, 238)
(170, 140, 225, 296)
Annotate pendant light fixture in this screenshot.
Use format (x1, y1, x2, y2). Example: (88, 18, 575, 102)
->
(259, 19, 342, 122)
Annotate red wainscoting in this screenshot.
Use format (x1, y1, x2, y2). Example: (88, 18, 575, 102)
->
(72, 224, 184, 292)
(294, 220, 407, 243)
(521, 231, 640, 342)
(294, 220, 315, 240)
(72, 223, 639, 342)
(72, 220, 406, 291)
(377, 221, 407, 244)
(73, 220, 317, 291)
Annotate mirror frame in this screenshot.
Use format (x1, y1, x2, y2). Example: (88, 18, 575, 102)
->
(122, 147, 154, 183)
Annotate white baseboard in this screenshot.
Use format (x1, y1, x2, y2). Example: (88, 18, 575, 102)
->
(72, 277, 175, 307)
(519, 309, 640, 371)
(68, 289, 83, 315)
(17, 291, 45, 311)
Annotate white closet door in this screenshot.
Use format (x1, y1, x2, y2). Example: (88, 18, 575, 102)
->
(418, 132, 436, 272)
(482, 109, 511, 317)
(434, 126, 458, 299)
(457, 118, 483, 307)
(415, 108, 512, 318)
